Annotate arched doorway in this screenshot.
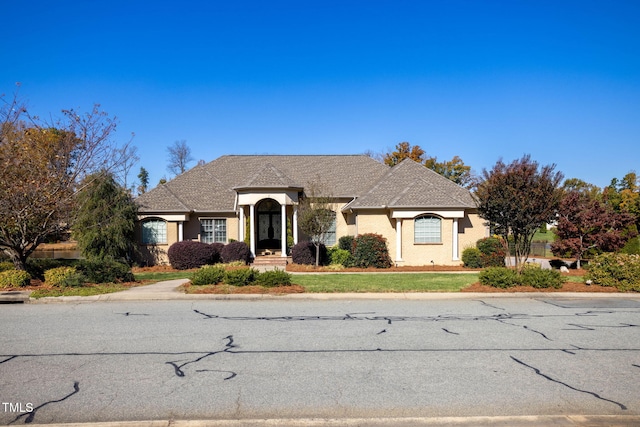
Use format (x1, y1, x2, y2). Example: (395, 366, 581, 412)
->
(256, 198, 281, 250)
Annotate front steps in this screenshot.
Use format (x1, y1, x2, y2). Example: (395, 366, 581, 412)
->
(251, 255, 290, 272)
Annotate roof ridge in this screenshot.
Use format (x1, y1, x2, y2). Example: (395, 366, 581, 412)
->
(161, 183, 190, 211)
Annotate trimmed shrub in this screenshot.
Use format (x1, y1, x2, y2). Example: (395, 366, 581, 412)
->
(476, 236, 506, 267)
(328, 247, 352, 266)
(338, 235, 355, 252)
(520, 266, 565, 289)
(168, 241, 218, 270)
(191, 265, 226, 286)
(586, 253, 640, 292)
(256, 269, 292, 287)
(76, 258, 134, 283)
(223, 267, 259, 286)
(0, 261, 15, 273)
(221, 241, 253, 265)
(210, 243, 225, 263)
(479, 267, 518, 288)
(44, 267, 85, 287)
(461, 247, 482, 268)
(291, 241, 327, 265)
(0, 270, 31, 288)
(351, 233, 392, 268)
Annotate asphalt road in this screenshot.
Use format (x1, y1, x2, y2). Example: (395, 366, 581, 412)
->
(1, 296, 639, 425)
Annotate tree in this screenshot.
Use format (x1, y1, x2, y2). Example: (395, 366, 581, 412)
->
(137, 167, 149, 195)
(0, 91, 126, 270)
(383, 142, 425, 166)
(424, 155, 474, 188)
(382, 142, 473, 187)
(72, 172, 139, 263)
(297, 182, 336, 266)
(475, 155, 563, 273)
(167, 139, 194, 176)
(551, 190, 637, 268)
(113, 143, 139, 192)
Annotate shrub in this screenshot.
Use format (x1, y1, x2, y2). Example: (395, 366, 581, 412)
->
(221, 241, 253, 264)
(479, 267, 518, 288)
(586, 253, 640, 292)
(328, 247, 352, 266)
(291, 241, 327, 265)
(338, 235, 355, 252)
(0, 261, 15, 273)
(520, 266, 564, 289)
(26, 258, 76, 280)
(256, 269, 292, 287)
(191, 265, 226, 286)
(223, 267, 259, 286)
(168, 241, 218, 270)
(44, 267, 85, 287)
(210, 243, 225, 263)
(76, 258, 134, 283)
(0, 270, 31, 288)
(351, 233, 392, 268)
(476, 236, 506, 267)
(461, 247, 482, 268)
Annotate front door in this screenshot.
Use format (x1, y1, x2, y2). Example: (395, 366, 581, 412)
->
(256, 199, 281, 250)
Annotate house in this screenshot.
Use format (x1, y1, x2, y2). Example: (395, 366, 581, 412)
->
(135, 155, 487, 266)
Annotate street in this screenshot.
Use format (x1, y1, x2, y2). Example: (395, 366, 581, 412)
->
(1, 296, 639, 425)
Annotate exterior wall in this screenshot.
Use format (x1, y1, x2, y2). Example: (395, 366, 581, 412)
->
(354, 209, 397, 258)
(137, 212, 239, 265)
(399, 211, 487, 266)
(349, 209, 487, 266)
(136, 218, 179, 265)
(457, 211, 488, 252)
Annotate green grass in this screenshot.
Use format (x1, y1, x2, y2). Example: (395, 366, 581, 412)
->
(30, 283, 138, 298)
(133, 271, 193, 281)
(293, 273, 479, 293)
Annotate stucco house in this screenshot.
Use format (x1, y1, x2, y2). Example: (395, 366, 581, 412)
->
(135, 155, 486, 266)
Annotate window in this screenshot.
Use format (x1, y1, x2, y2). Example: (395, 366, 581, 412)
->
(321, 212, 337, 246)
(414, 215, 441, 243)
(141, 219, 167, 244)
(201, 219, 227, 243)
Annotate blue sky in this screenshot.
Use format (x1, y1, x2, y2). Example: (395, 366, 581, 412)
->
(2, 0, 639, 189)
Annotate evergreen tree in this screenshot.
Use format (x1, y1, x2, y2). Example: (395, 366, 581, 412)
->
(73, 172, 138, 263)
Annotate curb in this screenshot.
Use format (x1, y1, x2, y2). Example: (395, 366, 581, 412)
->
(28, 290, 640, 304)
(16, 415, 640, 426)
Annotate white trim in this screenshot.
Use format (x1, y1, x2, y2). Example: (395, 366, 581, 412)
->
(452, 217, 459, 261)
(395, 218, 403, 262)
(249, 204, 256, 257)
(138, 214, 188, 221)
(293, 205, 298, 245)
(391, 210, 464, 219)
(178, 221, 184, 242)
(239, 208, 245, 242)
(281, 204, 287, 257)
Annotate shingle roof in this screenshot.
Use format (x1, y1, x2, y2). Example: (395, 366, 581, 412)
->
(346, 159, 476, 209)
(136, 155, 476, 213)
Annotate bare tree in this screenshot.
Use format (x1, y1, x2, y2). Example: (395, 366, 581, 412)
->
(297, 181, 336, 266)
(167, 139, 194, 176)
(0, 89, 128, 269)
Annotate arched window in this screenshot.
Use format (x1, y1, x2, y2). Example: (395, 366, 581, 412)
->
(141, 219, 167, 244)
(414, 215, 441, 243)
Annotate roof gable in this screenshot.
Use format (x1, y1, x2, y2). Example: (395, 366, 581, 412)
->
(348, 159, 476, 209)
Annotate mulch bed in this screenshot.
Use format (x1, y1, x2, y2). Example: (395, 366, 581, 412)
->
(460, 281, 619, 293)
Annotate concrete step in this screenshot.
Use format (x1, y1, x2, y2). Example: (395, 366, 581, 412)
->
(251, 256, 290, 272)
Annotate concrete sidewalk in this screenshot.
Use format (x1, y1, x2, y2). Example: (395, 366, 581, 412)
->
(29, 278, 640, 303)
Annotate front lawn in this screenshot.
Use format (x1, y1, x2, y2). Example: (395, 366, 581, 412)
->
(293, 273, 479, 293)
